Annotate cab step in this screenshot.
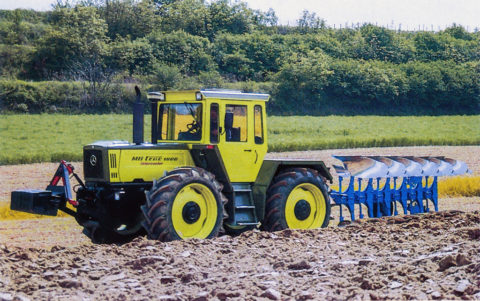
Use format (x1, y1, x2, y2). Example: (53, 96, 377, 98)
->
(227, 183, 258, 226)
(237, 222, 259, 226)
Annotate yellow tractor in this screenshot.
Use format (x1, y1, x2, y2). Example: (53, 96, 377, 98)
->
(11, 88, 332, 243)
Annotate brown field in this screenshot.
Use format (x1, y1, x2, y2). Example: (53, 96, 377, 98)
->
(0, 146, 479, 300)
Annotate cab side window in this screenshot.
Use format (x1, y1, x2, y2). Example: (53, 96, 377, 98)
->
(254, 105, 264, 144)
(225, 105, 247, 142)
(210, 103, 219, 143)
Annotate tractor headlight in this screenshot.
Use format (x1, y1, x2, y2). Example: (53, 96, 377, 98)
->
(195, 92, 203, 101)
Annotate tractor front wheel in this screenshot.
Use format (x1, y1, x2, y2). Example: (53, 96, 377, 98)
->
(81, 220, 140, 244)
(262, 168, 331, 232)
(141, 167, 227, 242)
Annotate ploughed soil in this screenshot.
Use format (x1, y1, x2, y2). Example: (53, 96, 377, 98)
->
(0, 146, 479, 300)
(0, 211, 479, 300)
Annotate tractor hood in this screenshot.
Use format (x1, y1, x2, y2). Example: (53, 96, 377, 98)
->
(83, 141, 193, 183)
(86, 140, 189, 150)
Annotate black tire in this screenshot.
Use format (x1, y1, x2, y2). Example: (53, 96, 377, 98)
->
(141, 167, 228, 242)
(82, 220, 141, 244)
(262, 168, 331, 232)
(76, 196, 145, 245)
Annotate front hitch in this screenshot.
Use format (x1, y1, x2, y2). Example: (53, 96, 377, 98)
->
(10, 160, 84, 217)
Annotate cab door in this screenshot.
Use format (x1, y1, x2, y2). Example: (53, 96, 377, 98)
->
(217, 102, 264, 182)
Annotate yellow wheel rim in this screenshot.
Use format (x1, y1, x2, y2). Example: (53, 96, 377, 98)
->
(171, 183, 218, 239)
(285, 183, 326, 229)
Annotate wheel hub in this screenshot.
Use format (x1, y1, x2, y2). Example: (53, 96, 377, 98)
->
(182, 201, 201, 224)
(294, 199, 311, 221)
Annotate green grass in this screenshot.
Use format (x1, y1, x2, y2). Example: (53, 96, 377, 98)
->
(1, 114, 479, 164)
(267, 115, 480, 152)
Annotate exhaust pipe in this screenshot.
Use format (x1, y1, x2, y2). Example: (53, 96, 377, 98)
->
(133, 86, 144, 145)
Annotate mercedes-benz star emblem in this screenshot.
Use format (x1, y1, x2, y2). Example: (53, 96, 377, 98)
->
(90, 154, 97, 166)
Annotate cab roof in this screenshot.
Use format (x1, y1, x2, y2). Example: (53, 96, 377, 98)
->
(147, 89, 270, 102)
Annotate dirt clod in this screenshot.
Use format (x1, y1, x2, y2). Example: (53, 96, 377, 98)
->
(455, 280, 471, 294)
(261, 288, 281, 300)
(358, 259, 373, 266)
(456, 254, 471, 267)
(298, 291, 314, 300)
(431, 291, 443, 299)
(388, 281, 403, 289)
(287, 260, 311, 270)
(438, 255, 457, 271)
(160, 276, 176, 284)
(58, 280, 82, 289)
(467, 228, 480, 240)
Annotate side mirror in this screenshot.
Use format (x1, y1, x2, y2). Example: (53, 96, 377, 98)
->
(224, 111, 234, 131)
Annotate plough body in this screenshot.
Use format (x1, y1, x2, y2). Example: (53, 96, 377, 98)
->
(329, 156, 470, 223)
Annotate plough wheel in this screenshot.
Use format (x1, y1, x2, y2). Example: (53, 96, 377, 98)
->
(141, 167, 227, 242)
(262, 168, 331, 232)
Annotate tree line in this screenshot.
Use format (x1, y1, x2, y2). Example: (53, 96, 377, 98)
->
(0, 0, 479, 115)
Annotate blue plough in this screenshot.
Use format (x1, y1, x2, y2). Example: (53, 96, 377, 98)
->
(329, 156, 470, 223)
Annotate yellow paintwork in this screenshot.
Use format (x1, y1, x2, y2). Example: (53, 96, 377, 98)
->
(216, 100, 268, 182)
(284, 183, 327, 229)
(151, 91, 268, 183)
(112, 149, 194, 183)
(171, 183, 218, 239)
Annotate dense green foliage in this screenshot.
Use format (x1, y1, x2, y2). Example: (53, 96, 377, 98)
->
(0, 80, 143, 113)
(0, 1, 479, 115)
(1, 114, 478, 165)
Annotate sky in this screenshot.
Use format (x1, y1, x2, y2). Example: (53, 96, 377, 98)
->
(0, 0, 479, 31)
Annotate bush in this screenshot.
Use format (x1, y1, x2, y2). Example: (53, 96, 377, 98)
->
(0, 44, 35, 78)
(0, 80, 149, 113)
(272, 54, 480, 115)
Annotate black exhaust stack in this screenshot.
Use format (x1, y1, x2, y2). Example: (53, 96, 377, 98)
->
(133, 86, 144, 145)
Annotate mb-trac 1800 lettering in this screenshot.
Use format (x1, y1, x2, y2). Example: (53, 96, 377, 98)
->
(10, 87, 470, 243)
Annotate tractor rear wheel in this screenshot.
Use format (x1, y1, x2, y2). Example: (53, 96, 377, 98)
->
(262, 168, 331, 232)
(141, 167, 227, 242)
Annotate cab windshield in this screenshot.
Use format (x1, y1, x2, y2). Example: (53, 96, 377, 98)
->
(159, 103, 202, 141)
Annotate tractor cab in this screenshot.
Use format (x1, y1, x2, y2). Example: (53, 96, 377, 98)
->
(147, 90, 269, 183)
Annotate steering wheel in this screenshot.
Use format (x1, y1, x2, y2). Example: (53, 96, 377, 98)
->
(187, 121, 200, 133)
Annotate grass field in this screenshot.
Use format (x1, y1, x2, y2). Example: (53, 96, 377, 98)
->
(268, 115, 480, 151)
(1, 114, 479, 164)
